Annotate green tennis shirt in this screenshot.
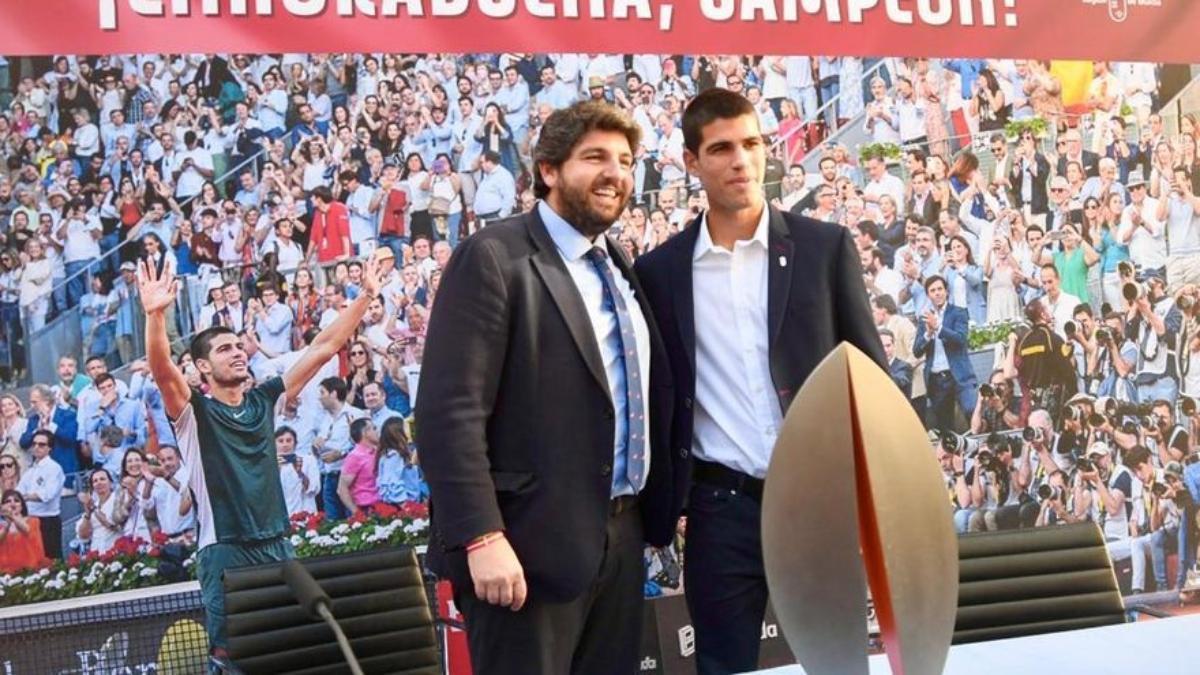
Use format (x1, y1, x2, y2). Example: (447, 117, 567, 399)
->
(174, 376, 289, 549)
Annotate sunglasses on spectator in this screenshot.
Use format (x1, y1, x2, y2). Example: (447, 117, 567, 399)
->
(350, 349, 367, 356)
(1051, 188, 1066, 193)
(0, 462, 16, 469)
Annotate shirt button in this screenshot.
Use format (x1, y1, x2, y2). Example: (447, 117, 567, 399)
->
(601, 464, 612, 477)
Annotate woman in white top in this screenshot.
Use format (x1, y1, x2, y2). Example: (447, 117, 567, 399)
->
(293, 136, 332, 193)
(77, 468, 126, 556)
(117, 449, 152, 543)
(18, 238, 52, 333)
(403, 152, 433, 242)
(0, 394, 26, 469)
(421, 153, 464, 248)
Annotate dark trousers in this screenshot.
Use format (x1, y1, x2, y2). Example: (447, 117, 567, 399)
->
(684, 482, 769, 675)
(39, 514, 62, 560)
(454, 502, 644, 675)
(926, 371, 975, 431)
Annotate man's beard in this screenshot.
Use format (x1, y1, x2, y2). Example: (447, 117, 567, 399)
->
(557, 178, 628, 239)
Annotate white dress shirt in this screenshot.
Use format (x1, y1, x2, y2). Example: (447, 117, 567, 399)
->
(279, 453, 320, 516)
(539, 201, 651, 495)
(148, 467, 197, 536)
(692, 207, 783, 479)
(18, 455, 65, 517)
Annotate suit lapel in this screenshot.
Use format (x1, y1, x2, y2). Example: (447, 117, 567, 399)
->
(672, 215, 702, 379)
(526, 212, 610, 397)
(767, 206, 794, 348)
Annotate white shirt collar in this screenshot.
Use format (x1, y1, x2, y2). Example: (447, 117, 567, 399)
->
(539, 200, 605, 261)
(693, 206, 770, 261)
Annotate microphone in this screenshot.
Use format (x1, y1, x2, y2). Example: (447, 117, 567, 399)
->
(282, 560, 330, 621)
(281, 560, 364, 675)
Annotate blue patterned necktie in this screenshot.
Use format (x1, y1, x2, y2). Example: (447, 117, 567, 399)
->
(583, 246, 646, 492)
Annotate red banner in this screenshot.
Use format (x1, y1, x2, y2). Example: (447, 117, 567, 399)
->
(0, 1, 1196, 62)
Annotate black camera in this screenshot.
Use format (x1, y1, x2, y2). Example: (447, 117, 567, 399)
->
(1037, 484, 1064, 502)
(1076, 456, 1095, 473)
(979, 384, 995, 399)
(1151, 482, 1169, 498)
(1094, 327, 1110, 343)
(1088, 413, 1107, 428)
(1022, 427, 1044, 444)
(1064, 321, 1077, 339)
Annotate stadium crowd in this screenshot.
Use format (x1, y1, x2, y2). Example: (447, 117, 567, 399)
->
(0, 51, 1197, 598)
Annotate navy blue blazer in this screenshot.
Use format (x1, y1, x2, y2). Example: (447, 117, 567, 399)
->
(912, 303, 977, 388)
(634, 206, 887, 523)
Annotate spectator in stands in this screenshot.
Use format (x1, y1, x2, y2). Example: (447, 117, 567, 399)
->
(76, 468, 123, 556)
(276, 426, 319, 517)
(967, 434, 1034, 531)
(0, 489, 44, 572)
(376, 417, 426, 505)
(472, 150, 516, 225)
(17, 429, 64, 560)
(0, 455, 19, 493)
(314, 376, 363, 521)
(338, 418, 381, 515)
(914, 275, 977, 430)
(144, 444, 196, 545)
(83, 373, 144, 455)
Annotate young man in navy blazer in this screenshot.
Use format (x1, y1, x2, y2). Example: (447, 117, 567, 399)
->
(634, 88, 886, 674)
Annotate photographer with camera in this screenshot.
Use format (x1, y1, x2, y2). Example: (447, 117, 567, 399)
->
(969, 369, 1021, 434)
(1067, 304, 1101, 395)
(935, 435, 976, 533)
(1094, 311, 1139, 402)
(1137, 399, 1190, 466)
(967, 434, 1035, 532)
(1034, 469, 1082, 526)
(1084, 444, 1147, 589)
(1126, 268, 1182, 404)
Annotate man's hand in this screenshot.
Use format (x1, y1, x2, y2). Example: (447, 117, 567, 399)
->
(467, 535, 527, 611)
(363, 252, 386, 298)
(136, 259, 178, 315)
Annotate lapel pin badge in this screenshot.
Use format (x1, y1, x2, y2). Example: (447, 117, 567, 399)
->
(779, 256, 788, 268)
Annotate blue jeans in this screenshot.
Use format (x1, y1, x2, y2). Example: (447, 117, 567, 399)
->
(1151, 525, 1183, 589)
(63, 260, 92, 309)
(377, 234, 409, 262)
(321, 472, 348, 520)
(953, 508, 975, 534)
(445, 212, 462, 248)
(98, 231, 121, 276)
(819, 77, 840, 129)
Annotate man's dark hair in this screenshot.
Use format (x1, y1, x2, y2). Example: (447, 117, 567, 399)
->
(94, 373, 115, 389)
(1073, 303, 1094, 319)
(924, 275, 947, 292)
(320, 377, 349, 402)
(338, 169, 357, 184)
(310, 185, 334, 204)
(856, 220, 880, 242)
(85, 355, 106, 368)
(31, 429, 54, 447)
(878, 328, 895, 342)
(350, 417, 373, 444)
(1027, 224, 1045, 236)
(190, 326, 239, 362)
(275, 426, 297, 442)
(481, 150, 502, 166)
(681, 87, 756, 155)
(872, 294, 898, 315)
(1124, 445, 1152, 469)
(1040, 263, 1060, 279)
(532, 100, 641, 199)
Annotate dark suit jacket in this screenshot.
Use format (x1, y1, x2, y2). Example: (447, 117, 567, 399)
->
(1058, 151, 1100, 180)
(1009, 152, 1052, 215)
(905, 192, 941, 228)
(416, 210, 676, 603)
(912, 304, 976, 388)
(633, 206, 887, 523)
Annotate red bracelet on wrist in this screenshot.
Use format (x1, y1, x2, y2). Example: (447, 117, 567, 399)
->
(466, 532, 505, 553)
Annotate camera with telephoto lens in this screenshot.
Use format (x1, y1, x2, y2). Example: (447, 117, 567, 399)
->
(940, 430, 979, 456)
(1075, 456, 1095, 473)
(1124, 281, 1147, 303)
(1141, 413, 1164, 431)
(1151, 482, 1170, 498)
(979, 383, 995, 399)
(1094, 327, 1111, 343)
(1037, 484, 1065, 502)
(1118, 260, 1136, 279)
(1064, 320, 1077, 339)
(1022, 427, 1045, 444)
